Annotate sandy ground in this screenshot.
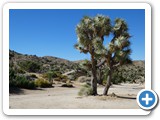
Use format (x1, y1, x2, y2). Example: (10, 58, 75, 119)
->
(9, 82, 144, 109)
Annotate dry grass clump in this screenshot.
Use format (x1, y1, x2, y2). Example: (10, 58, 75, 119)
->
(35, 78, 52, 88)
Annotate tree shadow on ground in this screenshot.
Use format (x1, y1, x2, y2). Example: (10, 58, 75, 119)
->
(9, 87, 50, 94)
(107, 93, 136, 100)
(116, 95, 136, 100)
(9, 87, 24, 94)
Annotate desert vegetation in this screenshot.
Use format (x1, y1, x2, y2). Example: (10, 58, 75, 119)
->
(9, 49, 144, 94)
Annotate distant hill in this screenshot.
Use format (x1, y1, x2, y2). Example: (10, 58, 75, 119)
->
(132, 60, 145, 67)
(9, 50, 78, 73)
(9, 49, 145, 84)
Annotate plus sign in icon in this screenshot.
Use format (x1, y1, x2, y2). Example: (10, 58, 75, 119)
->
(137, 89, 158, 110)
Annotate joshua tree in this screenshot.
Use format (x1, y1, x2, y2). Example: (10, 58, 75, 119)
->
(74, 15, 111, 95)
(75, 15, 131, 96)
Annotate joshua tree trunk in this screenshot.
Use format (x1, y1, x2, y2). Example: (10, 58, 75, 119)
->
(103, 69, 112, 95)
(97, 68, 103, 85)
(91, 54, 98, 95)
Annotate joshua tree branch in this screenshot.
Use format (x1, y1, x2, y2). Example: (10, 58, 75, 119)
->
(112, 62, 121, 69)
(96, 59, 106, 67)
(80, 47, 89, 53)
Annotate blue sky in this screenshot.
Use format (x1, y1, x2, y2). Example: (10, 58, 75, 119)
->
(9, 9, 145, 61)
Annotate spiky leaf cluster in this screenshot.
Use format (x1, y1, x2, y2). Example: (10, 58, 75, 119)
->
(75, 15, 111, 55)
(109, 18, 131, 64)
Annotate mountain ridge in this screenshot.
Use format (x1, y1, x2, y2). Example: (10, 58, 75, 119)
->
(9, 49, 145, 83)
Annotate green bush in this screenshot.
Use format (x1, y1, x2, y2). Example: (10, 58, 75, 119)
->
(15, 68, 26, 74)
(42, 71, 67, 81)
(35, 78, 52, 88)
(9, 80, 17, 87)
(18, 60, 41, 72)
(102, 69, 126, 85)
(112, 72, 125, 84)
(27, 81, 36, 89)
(42, 71, 58, 82)
(12, 75, 36, 89)
(46, 72, 68, 82)
(78, 84, 93, 96)
(9, 68, 16, 82)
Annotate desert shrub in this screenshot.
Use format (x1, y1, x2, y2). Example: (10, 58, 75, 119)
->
(54, 77, 61, 81)
(17, 69, 25, 74)
(78, 83, 93, 96)
(24, 74, 38, 81)
(102, 70, 125, 85)
(9, 68, 17, 87)
(15, 75, 28, 88)
(13, 75, 36, 89)
(34, 78, 52, 88)
(112, 73, 125, 84)
(54, 73, 68, 81)
(52, 67, 60, 71)
(56, 73, 67, 79)
(27, 81, 36, 89)
(9, 68, 16, 81)
(9, 80, 17, 88)
(9, 68, 30, 88)
(42, 71, 68, 83)
(18, 60, 41, 72)
(42, 71, 58, 82)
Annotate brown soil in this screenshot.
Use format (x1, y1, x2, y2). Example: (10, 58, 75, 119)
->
(9, 82, 144, 109)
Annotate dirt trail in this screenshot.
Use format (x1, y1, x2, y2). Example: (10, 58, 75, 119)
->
(9, 83, 144, 109)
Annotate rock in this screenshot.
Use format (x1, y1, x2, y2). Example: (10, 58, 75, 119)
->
(77, 76, 91, 83)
